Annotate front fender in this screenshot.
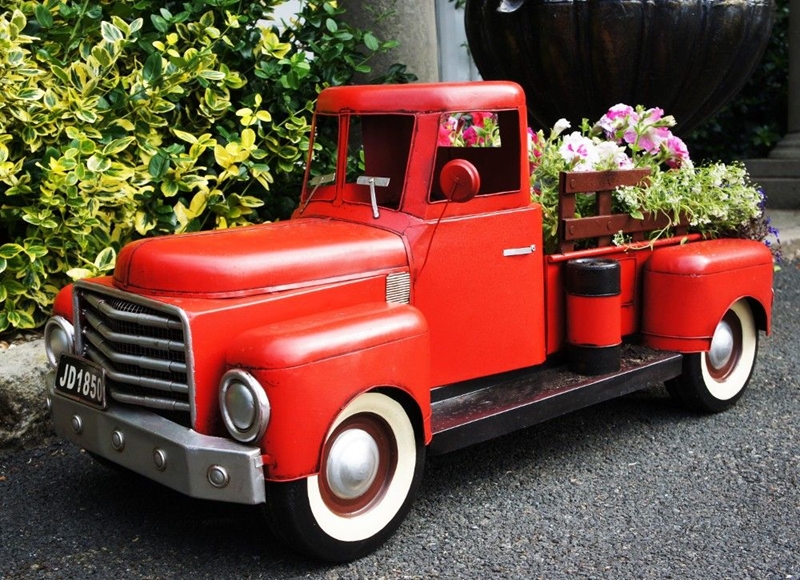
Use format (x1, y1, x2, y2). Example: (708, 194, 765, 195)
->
(226, 302, 431, 481)
(641, 238, 773, 352)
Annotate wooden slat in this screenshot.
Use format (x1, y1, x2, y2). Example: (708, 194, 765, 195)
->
(560, 168, 650, 194)
(562, 212, 689, 241)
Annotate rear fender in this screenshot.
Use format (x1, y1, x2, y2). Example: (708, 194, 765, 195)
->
(641, 239, 773, 352)
(226, 303, 430, 481)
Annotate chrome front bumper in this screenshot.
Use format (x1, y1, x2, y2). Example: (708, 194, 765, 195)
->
(47, 372, 266, 505)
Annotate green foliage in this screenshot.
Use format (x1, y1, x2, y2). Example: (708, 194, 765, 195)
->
(685, 0, 789, 161)
(0, 0, 414, 332)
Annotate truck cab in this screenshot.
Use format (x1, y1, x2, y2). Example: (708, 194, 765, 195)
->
(44, 82, 773, 562)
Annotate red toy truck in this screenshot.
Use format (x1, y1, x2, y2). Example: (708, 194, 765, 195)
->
(44, 82, 773, 561)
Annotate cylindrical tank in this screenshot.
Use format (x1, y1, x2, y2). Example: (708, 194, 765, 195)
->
(564, 258, 621, 375)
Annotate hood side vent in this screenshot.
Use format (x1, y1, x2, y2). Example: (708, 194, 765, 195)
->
(386, 272, 411, 304)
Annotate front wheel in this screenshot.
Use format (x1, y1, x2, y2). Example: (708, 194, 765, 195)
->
(666, 299, 758, 412)
(265, 392, 425, 562)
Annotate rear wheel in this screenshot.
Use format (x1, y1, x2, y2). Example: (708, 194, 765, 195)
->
(667, 299, 758, 412)
(265, 392, 425, 562)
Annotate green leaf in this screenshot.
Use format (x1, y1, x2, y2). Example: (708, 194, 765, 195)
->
(0, 244, 24, 260)
(3, 279, 27, 296)
(86, 155, 111, 173)
(101, 21, 125, 43)
(363, 33, 379, 52)
(94, 247, 116, 271)
(34, 4, 54, 27)
(17, 88, 44, 101)
(161, 180, 179, 197)
(149, 151, 171, 179)
(239, 195, 265, 208)
(199, 70, 226, 81)
(0, 284, 6, 303)
(151, 14, 169, 33)
(325, 18, 338, 33)
(103, 136, 136, 156)
(24, 245, 48, 260)
(79, 140, 96, 155)
(143, 53, 163, 84)
(91, 46, 112, 68)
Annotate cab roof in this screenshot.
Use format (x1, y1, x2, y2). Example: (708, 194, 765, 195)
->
(315, 81, 526, 115)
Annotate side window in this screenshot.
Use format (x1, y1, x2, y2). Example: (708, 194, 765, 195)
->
(431, 109, 521, 202)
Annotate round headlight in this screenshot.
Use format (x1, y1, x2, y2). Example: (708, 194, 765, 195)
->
(44, 316, 74, 368)
(219, 370, 270, 443)
(225, 381, 256, 431)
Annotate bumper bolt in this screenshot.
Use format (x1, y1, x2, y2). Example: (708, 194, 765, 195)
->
(153, 448, 167, 471)
(111, 430, 125, 451)
(207, 465, 230, 489)
(70, 415, 83, 434)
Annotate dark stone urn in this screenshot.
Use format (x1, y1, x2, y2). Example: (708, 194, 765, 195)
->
(465, 0, 775, 133)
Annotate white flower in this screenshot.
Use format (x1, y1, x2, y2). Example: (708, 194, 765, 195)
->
(552, 118, 571, 138)
(594, 141, 633, 170)
(559, 132, 598, 171)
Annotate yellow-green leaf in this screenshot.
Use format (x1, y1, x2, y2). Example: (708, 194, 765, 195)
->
(214, 144, 234, 168)
(67, 267, 93, 280)
(101, 21, 124, 43)
(188, 191, 208, 216)
(94, 247, 116, 271)
(241, 128, 256, 149)
(172, 129, 197, 144)
(102, 137, 136, 156)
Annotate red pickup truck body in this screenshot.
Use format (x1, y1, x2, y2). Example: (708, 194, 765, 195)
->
(45, 82, 773, 561)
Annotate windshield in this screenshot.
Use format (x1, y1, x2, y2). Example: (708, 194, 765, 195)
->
(303, 113, 414, 212)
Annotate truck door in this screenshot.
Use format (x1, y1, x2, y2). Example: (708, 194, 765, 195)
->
(409, 110, 546, 387)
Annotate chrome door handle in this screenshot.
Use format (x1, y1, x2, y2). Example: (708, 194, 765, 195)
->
(503, 245, 536, 257)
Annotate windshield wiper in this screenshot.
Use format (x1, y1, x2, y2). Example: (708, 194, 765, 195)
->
(299, 172, 335, 214)
(356, 175, 390, 219)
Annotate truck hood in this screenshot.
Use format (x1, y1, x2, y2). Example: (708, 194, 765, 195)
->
(113, 218, 408, 297)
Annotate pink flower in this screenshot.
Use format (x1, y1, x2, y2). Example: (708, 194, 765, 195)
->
(598, 104, 637, 140)
(664, 135, 691, 169)
(470, 111, 490, 128)
(438, 124, 453, 146)
(631, 125, 671, 153)
(438, 115, 458, 146)
(462, 125, 478, 146)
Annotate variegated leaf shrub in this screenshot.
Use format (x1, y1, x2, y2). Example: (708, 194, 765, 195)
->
(0, 0, 412, 331)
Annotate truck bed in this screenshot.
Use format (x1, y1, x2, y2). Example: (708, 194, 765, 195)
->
(429, 345, 683, 454)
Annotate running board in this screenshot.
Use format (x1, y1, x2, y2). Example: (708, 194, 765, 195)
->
(429, 346, 683, 455)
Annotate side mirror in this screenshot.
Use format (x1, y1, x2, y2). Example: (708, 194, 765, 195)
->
(439, 159, 480, 203)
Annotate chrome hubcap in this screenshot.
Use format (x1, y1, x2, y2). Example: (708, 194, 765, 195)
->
(325, 428, 380, 500)
(708, 319, 735, 370)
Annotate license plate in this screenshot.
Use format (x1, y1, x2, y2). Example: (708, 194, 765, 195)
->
(55, 354, 107, 410)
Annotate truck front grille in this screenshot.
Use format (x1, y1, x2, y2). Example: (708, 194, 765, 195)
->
(75, 286, 192, 418)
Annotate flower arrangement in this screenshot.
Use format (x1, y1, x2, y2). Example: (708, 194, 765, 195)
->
(438, 112, 501, 148)
(529, 105, 779, 256)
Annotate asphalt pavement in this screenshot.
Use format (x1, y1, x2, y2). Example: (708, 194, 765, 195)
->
(1, 259, 798, 578)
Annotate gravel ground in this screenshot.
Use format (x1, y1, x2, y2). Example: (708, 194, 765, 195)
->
(1, 264, 798, 579)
